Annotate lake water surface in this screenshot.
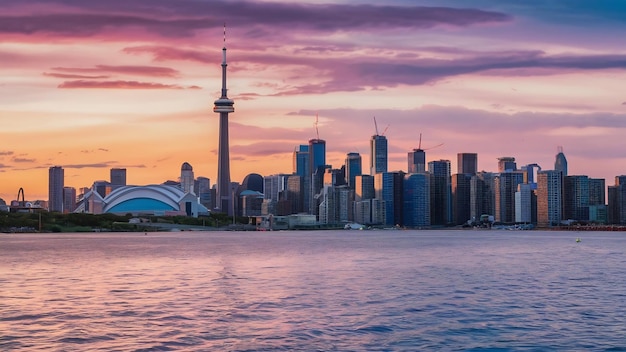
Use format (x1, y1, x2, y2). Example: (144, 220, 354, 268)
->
(1, 230, 625, 351)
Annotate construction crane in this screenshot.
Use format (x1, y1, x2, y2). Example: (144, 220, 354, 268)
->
(415, 133, 443, 151)
(373, 116, 390, 136)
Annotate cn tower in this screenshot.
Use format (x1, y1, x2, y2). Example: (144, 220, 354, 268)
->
(214, 26, 234, 213)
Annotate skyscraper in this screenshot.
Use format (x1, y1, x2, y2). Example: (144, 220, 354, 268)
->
(48, 166, 64, 212)
(180, 162, 195, 194)
(452, 173, 472, 225)
(345, 152, 362, 189)
(214, 28, 235, 213)
(110, 168, 127, 188)
(293, 145, 309, 177)
(429, 160, 451, 226)
(408, 148, 426, 174)
(457, 153, 478, 175)
(404, 173, 430, 227)
(494, 171, 525, 223)
(308, 138, 326, 215)
(537, 170, 563, 227)
(555, 146, 568, 176)
(370, 134, 388, 175)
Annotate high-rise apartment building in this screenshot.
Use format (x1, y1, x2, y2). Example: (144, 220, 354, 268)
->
(48, 166, 64, 212)
(563, 175, 589, 221)
(457, 153, 478, 175)
(537, 170, 563, 227)
(494, 171, 525, 223)
(375, 171, 404, 226)
(428, 160, 451, 226)
(515, 183, 535, 223)
(404, 173, 430, 227)
(470, 172, 495, 221)
(370, 134, 388, 175)
(452, 173, 472, 225)
(345, 152, 362, 189)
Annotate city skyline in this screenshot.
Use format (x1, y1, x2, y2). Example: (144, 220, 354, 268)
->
(2, 1, 626, 201)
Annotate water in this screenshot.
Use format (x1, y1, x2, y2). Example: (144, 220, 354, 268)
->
(1, 230, 625, 351)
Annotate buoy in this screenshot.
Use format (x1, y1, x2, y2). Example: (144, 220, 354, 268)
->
(576, 238, 581, 243)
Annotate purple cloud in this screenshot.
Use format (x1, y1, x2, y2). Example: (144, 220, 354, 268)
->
(0, 2, 511, 40)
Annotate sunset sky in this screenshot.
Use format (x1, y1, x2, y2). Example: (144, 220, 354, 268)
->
(2, 0, 626, 202)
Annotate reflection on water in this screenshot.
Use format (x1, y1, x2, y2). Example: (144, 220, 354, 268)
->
(1, 230, 625, 350)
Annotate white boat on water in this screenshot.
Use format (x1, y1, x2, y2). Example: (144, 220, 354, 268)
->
(344, 223, 365, 230)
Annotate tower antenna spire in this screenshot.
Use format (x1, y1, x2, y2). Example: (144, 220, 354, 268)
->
(315, 113, 320, 139)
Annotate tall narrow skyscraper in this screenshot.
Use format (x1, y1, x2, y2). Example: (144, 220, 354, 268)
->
(370, 134, 388, 175)
(345, 152, 362, 189)
(555, 146, 568, 176)
(48, 166, 64, 212)
(214, 27, 235, 213)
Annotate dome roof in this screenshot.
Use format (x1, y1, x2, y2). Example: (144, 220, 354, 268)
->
(102, 185, 185, 214)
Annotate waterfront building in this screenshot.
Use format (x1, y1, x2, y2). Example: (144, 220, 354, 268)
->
(429, 160, 451, 226)
(345, 152, 362, 189)
(457, 153, 478, 176)
(563, 175, 589, 221)
(555, 146, 568, 176)
(375, 171, 404, 226)
(515, 183, 534, 223)
(180, 162, 195, 194)
(452, 173, 472, 225)
(370, 134, 388, 175)
(536, 170, 563, 227)
(48, 166, 64, 212)
(63, 186, 77, 214)
(214, 30, 235, 214)
(241, 190, 264, 217)
(403, 173, 430, 227)
(470, 172, 495, 222)
(494, 171, 525, 223)
(408, 148, 426, 174)
(608, 176, 626, 224)
(74, 184, 208, 217)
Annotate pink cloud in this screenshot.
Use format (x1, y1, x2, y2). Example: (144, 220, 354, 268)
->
(57, 80, 194, 89)
(51, 65, 180, 77)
